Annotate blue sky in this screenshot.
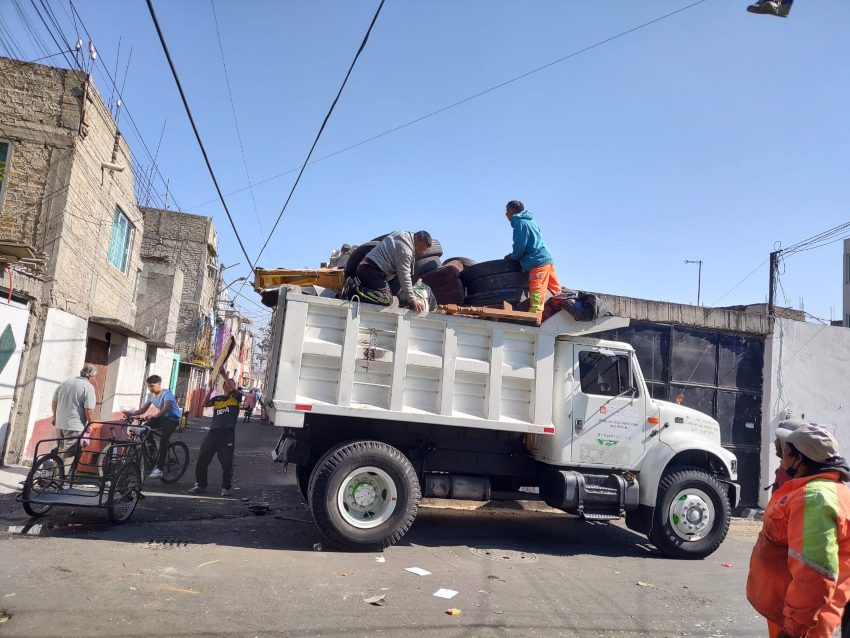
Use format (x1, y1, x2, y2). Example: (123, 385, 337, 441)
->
(4, 1, 849, 322)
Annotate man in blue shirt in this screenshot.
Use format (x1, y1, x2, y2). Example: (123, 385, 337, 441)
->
(123, 374, 182, 479)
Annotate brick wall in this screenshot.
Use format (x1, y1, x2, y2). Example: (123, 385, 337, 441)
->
(0, 57, 81, 252)
(0, 57, 143, 326)
(140, 207, 219, 359)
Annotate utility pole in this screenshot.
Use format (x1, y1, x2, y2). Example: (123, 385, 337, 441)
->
(767, 250, 780, 316)
(684, 259, 703, 306)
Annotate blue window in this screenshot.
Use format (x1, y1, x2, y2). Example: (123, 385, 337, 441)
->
(107, 207, 134, 273)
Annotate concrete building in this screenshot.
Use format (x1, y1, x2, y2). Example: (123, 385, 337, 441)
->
(139, 207, 220, 401)
(0, 57, 154, 464)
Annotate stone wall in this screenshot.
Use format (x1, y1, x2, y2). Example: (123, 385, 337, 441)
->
(134, 259, 184, 347)
(140, 207, 219, 359)
(0, 57, 82, 250)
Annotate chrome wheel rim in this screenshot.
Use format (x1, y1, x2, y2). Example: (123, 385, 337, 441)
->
(668, 488, 714, 541)
(336, 466, 397, 529)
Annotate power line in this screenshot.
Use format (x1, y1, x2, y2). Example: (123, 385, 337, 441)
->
(210, 0, 263, 235)
(145, 0, 256, 274)
(248, 0, 387, 282)
(68, 0, 184, 212)
(188, 0, 709, 213)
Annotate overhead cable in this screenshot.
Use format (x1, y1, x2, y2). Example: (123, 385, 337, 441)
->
(145, 0, 256, 272)
(188, 0, 707, 212)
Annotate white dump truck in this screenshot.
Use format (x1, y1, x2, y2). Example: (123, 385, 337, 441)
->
(264, 288, 739, 559)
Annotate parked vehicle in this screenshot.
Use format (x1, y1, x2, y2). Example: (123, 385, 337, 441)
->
(18, 421, 147, 524)
(263, 288, 738, 558)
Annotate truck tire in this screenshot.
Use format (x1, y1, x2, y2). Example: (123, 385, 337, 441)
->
(464, 288, 527, 307)
(344, 242, 379, 277)
(296, 464, 313, 503)
(414, 256, 441, 280)
(421, 238, 443, 259)
(442, 257, 476, 268)
(309, 440, 421, 552)
(648, 468, 731, 560)
(465, 272, 528, 296)
(460, 259, 522, 286)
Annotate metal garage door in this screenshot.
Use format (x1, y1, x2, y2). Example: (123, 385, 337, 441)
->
(599, 322, 764, 508)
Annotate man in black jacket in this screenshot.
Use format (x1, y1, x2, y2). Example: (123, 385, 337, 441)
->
(188, 373, 242, 497)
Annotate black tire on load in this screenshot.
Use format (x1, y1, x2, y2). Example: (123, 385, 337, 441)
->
(22, 453, 65, 517)
(421, 238, 442, 259)
(413, 256, 441, 280)
(460, 259, 522, 285)
(309, 440, 421, 552)
(344, 242, 380, 277)
(442, 257, 476, 268)
(464, 288, 527, 307)
(648, 468, 731, 560)
(465, 272, 529, 296)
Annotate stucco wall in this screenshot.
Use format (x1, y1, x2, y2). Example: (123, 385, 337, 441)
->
(760, 318, 850, 506)
(21, 307, 87, 458)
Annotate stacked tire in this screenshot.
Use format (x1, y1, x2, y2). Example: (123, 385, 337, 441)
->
(460, 259, 527, 306)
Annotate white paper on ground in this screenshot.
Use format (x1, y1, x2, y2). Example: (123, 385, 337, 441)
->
(433, 588, 459, 599)
(405, 567, 431, 576)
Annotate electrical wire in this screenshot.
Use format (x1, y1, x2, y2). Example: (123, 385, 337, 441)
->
(188, 0, 709, 212)
(249, 0, 387, 274)
(210, 0, 263, 235)
(145, 0, 256, 275)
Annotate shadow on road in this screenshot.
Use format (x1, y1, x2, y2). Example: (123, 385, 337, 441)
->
(1, 421, 661, 560)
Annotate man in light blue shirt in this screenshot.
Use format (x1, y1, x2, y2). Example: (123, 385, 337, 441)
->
(123, 374, 182, 479)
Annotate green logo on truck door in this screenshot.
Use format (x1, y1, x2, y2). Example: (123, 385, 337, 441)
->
(595, 439, 619, 447)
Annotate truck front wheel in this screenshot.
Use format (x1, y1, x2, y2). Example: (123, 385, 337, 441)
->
(649, 468, 731, 560)
(309, 441, 421, 551)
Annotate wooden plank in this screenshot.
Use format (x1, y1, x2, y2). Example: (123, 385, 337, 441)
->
(437, 303, 539, 324)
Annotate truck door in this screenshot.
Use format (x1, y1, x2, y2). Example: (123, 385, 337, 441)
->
(570, 346, 647, 467)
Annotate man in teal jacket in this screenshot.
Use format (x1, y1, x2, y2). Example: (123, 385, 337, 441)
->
(504, 200, 561, 318)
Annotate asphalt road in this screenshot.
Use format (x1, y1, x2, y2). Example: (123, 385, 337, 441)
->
(0, 420, 766, 637)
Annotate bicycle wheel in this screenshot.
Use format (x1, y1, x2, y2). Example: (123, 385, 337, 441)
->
(22, 453, 65, 517)
(107, 463, 140, 524)
(160, 441, 189, 484)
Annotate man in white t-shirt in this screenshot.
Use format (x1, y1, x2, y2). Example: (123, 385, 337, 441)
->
(52, 366, 98, 460)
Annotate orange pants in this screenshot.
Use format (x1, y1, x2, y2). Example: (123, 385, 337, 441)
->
(528, 263, 561, 315)
(768, 616, 840, 637)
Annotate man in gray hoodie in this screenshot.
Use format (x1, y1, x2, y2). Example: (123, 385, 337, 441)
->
(351, 230, 432, 312)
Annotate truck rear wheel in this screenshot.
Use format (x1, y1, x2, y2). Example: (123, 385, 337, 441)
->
(649, 468, 731, 560)
(309, 441, 420, 551)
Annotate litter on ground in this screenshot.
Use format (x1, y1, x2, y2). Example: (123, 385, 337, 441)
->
(405, 567, 431, 577)
(363, 594, 386, 606)
(433, 588, 459, 599)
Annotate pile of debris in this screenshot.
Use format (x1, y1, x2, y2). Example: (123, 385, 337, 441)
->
(255, 234, 603, 325)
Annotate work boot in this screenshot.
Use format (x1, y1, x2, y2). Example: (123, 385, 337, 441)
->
(746, 0, 779, 14)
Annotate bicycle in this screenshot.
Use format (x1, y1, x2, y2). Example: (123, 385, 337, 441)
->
(108, 416, 190, 485)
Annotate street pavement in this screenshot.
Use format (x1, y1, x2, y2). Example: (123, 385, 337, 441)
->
(0, 419, 766, 637)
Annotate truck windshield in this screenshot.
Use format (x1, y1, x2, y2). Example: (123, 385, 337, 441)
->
(578, 350, 633, 397)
